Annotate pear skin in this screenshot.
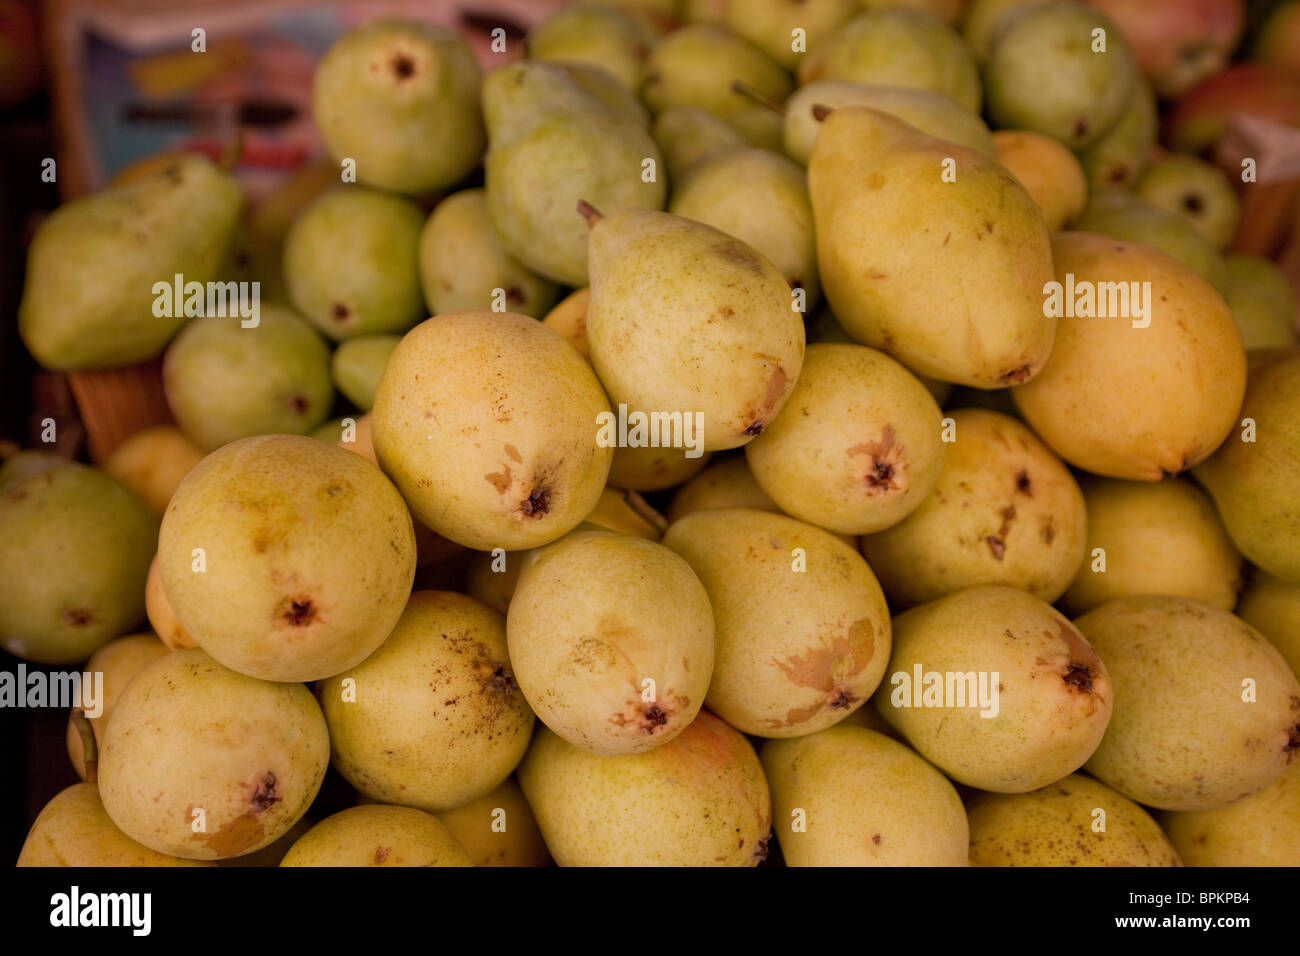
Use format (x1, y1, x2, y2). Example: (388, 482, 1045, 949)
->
(1160, 762, 1300, 866)
(280, 805, 471, 867)
(540, 286, 591, 358)
(145, 554, 196, 651)
(102, 426, 203, 518)
(667, 455, 778, 522)
(652, 106, 750, 181)
(641, 24, 792, 117)
(527, 4, 654, 91)
(992, 129, 1087, 231)
(1236, 570, 1300, 680)
(330, 334, 401, 412)
(435, 778, 552, 867)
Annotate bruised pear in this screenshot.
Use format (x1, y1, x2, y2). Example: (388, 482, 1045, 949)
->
(280, 805, 471, 867)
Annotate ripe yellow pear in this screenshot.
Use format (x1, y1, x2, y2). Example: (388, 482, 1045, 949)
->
(65, 633, 170, 780)
(280, 805, 471, 867)
(435, 778, 552, 867)
(102, 426, 203, 517)
(1160, 762, 1300, 866)
(1236, 570, 1300, 679)
(991, 129, 1087, 231)
(667, 455, 778, 522)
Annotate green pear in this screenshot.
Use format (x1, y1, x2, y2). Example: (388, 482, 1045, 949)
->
(370, 311, 612, 550)
(435, 777, 552, 867)
(983, 2, 1138, 149)
(1194, 349, 1300, 584)
(725, 0, 860, 70)
(585, 208, 805, 451)
(1077, 75, 1157, 190)
(18, 783, 212, 867)
(641, 24, 793, 117)
(157, 435, 416, 682)
(65, 634, 170, 780)
(667, 455, 778, 522)
(652, 106, 750, 181)
(506, 525, 713, 755)
(518, 713, 771, 866)
(1062, 478, 1242, 616)
(744, 343, 946, 535)
(99, 648, 329, 859)
(761, 726, 969, 866)
(962, 0, 1053, 64)
(1236, 570, 1300, 679)
(1160, 762, 1300, 866)
(1224, 254, 1298, 351)
(163, 306, 333, 451)
(312, 19, 484, 194)
(725, 104, 785, 150)
(1135, 154, 1241, 250)
(18, 154, 241, 370)
(669, 147, 818, 303)
(330, 334, 400, 412)
(320, 591, 534, 811)
(878, 585, 1113, 792)
(1012, 232, 1245, 480)
(1078, 596, 1300, 811)
(809, 107, 1055, 388)
(280, 805, 472, 867)
(283, 187, 426, 341)
(967, 774, 1181, 866)
(798, 9, 981, 111)
(992, 129, 1087, 231)
(419, 190, 558, 319)
(662, 508, 891, 736)
(554, 60, 651, 126)
(861, 409, 1087, 607)
(483, 61, 665, 285)
(0, 453, 156, 664)
(783, 80, 995, 166)
(526, 3, 654, 91)
(102, 425, 203, 518)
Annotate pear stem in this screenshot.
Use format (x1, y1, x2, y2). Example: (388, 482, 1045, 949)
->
(577, 200, 603, 227)
(622, 490, 668, 536)
(810, 104, 833, 123)
(217, 133, 245, 172)
(72, 709, 97, 783)
(731, 80, 784, 115)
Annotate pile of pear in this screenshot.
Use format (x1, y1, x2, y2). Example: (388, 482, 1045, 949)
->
(8, 1, 1300, 868)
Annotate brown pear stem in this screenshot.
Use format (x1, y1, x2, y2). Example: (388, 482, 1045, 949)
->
(577, 200, 603, 227)
(731, 80, 784, 115)
(623, 490, 669, 537)
(810, 104, 833, 123)
(217, 133, 245, 172)
(72, 709, 97, 783)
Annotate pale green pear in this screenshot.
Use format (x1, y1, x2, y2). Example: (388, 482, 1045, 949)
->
(554, 61, 652, 126)
(725, 0, 859, 70)
(968, 774, 1181, 866)
(1136, 154, 1241, 250)
(312, 19, 484, 194)
(962, 0, 1053, 63)
(506, 525, 714, 755)
(1236, 570, 1300, 679)
(281, 806, 472, 867)
(99, 648, 330, 859)
(1224, 255, 1298, 350)
(320, 592, 534, 812)
(518, 714, 771, 866)
(418, 190, 558, 318)
(19, 154, 241, 369)
(1077, 75, 1157, 190)
(330, 334, 400, 412)
(483, 61, 665, 285)
(761, 726, 969, 866)
(586, 207, 804, 451)
(662, 508, 891, 736)
(878, 585, 1113, 792)
(783, 81, 995, 165)
(669, 147, 819, 303)
(1161, 762, 1300, 866)
(652, 106, 750, 181)
(1062, 478, 1242, 615)
(527, 3, 654, 91)
(724, 104, 785, 150)
(798, 9, 981, 112)
(809, 107, 1055, 388)
(745, 343, 946, 535)
(1078, 596, 1300, 811)
(283, 187, 426, 340)
(641, 24, 793, 117)
(163, 306, 334, 451)
(0, 453, 156, 665)
(861, 409, 1087, 607)
(157, 435, 417, 683)
(1194, 350, 1300, 585)
(984, 2, 1138, 149)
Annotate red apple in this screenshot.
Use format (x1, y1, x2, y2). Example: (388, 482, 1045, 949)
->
(0, 0, 40, 108)
(1089, 0, 1243, 99)
(1165, 65, 1300, 153)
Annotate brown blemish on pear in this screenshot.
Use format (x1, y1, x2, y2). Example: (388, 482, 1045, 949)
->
(848, 424, 905, 496)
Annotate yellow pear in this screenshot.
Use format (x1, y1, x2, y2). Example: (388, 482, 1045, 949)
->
(667, 454, 778, 522)
(1236, 570, 1300, 679)
(102, 426, 203, 517)
(280, 805, 471, 867)
(65, 633, 170, 780)
(435, 778, 552, 867)
(145, 554, 196, 651)
(992, 129, 1087, 231)
(1160, 762, 1300, 866)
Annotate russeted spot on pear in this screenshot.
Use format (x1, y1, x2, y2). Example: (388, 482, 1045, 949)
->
(861, 409, 1087, 608)
(967, 774, 1181, 867)
(0, 453, 156, 665)
(584, 206, 805, 452)
(280, 805, 471, 867)
(1078, 596, 1300, 811)
(319, 592, 535, 812)
(18, 783, 212, 867)
(662, 509, 890, 737)
(1013, 233, 1246, 481)
(518, 714, 770, 866)
(506, 525, 714, 755)
(724, 0, 859, 71)
(370, 310, 612, 551)
(744, 343, 945, 535)
(98, 649, 330, 860)
(808, 107, 1055, 388)
(991, 129, 1087, 232)
(435, 777, 552, 867)
(65, 633, 170, 780)
(1160, 762, 1300, 866)
(1061, 477, 1242, 616)
(761, 725, 969, 866)
(877, 585, 1113, 792)
(157, 435, 416, 683)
